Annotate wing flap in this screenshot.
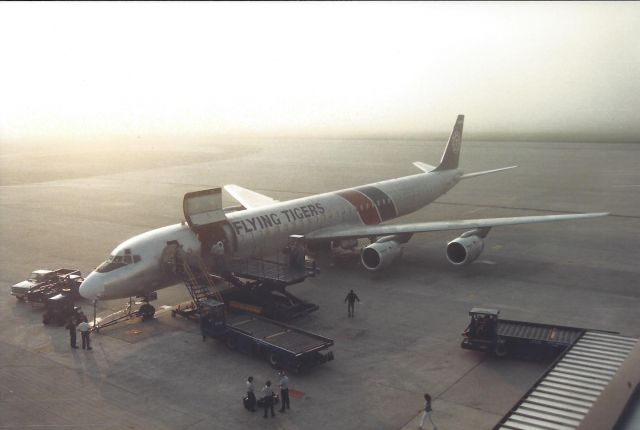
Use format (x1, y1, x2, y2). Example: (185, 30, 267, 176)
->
(305, 212, 608, 241)
(224, 184, 279, 209)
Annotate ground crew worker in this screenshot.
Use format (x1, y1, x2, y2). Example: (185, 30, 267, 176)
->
(65, 319, 78, 349)
(246, 376, 256, 412)
(200, 311, 208, 342)
(278, 370, 290, 412)
(77, 318, 92, 350)
(344, 289, 360, 317)
(418, 393, 437, 430)
(261, 380, 276, 418)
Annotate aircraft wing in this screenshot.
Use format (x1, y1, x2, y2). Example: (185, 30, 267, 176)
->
(224, 184, 279, 209)
(304, 212, 609, 241)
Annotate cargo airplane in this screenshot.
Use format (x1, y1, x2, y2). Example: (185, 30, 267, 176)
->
(79, 115, 607, 301)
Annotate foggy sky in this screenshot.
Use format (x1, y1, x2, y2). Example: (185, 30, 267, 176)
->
(0, 2, 639, 144)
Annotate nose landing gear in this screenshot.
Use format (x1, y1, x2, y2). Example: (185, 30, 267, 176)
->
(139, 302, 156, 321)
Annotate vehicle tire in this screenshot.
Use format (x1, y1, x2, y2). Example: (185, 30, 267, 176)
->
(16, 295, 26, 302)
(268, 352, 280, 369)
(42, 315, 50, 325)
(494, 343, 508, 358)
(225, 335, 238, 351)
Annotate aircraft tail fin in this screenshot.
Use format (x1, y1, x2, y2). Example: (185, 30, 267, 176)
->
(434, 115, 464, 171)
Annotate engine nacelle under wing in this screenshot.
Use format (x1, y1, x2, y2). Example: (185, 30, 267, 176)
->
(446, 235, 484, 266)
(361, 240, 403, 271)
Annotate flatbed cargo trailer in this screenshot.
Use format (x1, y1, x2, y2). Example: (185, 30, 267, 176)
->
(178, 299, 334, 372)
(461, 307, 585, 360)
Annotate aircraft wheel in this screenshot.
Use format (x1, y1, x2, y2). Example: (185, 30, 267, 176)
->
(140, 304, 155, 321)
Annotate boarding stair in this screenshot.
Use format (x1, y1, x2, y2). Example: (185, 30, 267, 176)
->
(162, 241, 226, 319)
(495, 331, 638, 430)
(179, 255, 225, 306)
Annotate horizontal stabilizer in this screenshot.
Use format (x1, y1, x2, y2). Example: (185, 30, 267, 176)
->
(304, 212, 609, 241)
(461, 166, 518, 179)
(224, 184, 278, 209)
(413, 162, 437, 173)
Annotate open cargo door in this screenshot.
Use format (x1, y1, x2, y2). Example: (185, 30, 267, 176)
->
(183, 188, 226, 232)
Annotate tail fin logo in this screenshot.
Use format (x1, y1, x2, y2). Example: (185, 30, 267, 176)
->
(451, 130, 461, 155)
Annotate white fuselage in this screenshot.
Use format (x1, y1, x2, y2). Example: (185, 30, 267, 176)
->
(229, 170, 460, 257)
(79, 169, 461, 300)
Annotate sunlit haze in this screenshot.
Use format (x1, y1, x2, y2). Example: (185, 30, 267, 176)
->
(1, 2, 639, 144)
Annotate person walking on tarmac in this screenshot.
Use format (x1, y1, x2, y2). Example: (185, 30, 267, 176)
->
(246, 376, 256, 412)
(261, 380, 276, 418)
(278, 370, 290, 412)
(344, 289, 360, 317)
(418, 393, 437, 430)
(77, 317, 92, 350)
(65, 319, 78, 349)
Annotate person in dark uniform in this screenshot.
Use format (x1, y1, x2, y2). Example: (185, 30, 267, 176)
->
(200, 310, 209, 342)
(246, 376, 256, 412)
(344, 289, 360, 317)
(65, 319, 78, 349)
(261, 380, 276, 418)
(278, 370, 290, 412)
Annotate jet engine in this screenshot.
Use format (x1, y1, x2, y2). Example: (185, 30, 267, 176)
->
(361, 238, 403, 271)
(446, 233, 485, 266)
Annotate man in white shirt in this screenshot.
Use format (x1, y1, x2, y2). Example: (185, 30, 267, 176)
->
(261, 381, 276, 418)
(77, 319, 92, 350)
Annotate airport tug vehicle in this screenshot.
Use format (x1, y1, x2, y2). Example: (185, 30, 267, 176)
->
(42, 293, 83, 326)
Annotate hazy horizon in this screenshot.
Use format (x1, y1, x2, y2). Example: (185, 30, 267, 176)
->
(1, 2, 639, 145)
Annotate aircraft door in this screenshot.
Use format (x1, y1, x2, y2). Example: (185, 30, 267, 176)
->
(183, 188, 235, 259)
(183, 188, 226, 230)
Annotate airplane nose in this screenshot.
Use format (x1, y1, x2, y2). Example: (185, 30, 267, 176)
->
(79, 272, 105, 300)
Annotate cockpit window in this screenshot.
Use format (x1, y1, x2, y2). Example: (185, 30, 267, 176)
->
(95, 251, 141, 273)
(96, 260, 126, 273)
